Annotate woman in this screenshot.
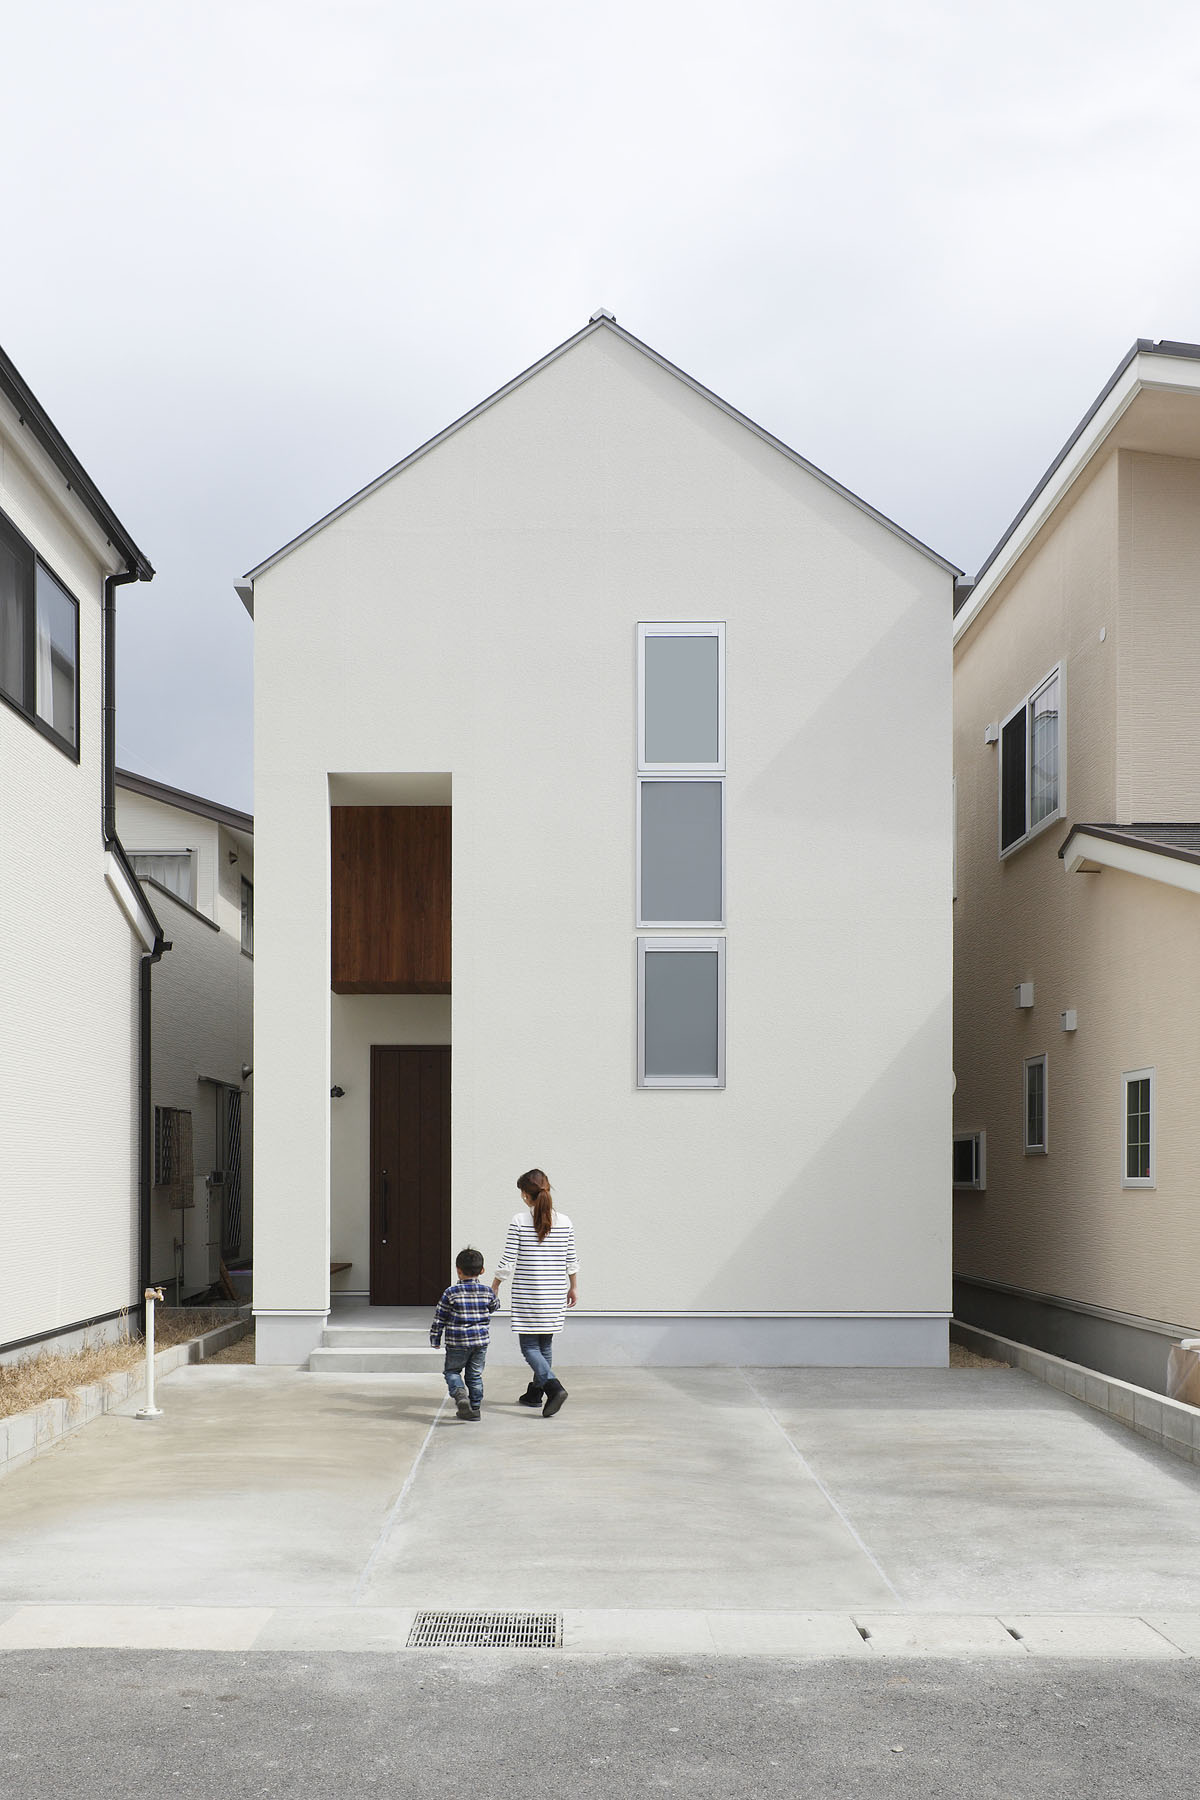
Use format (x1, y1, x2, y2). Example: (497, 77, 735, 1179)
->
(492, 1168, 578, 1417)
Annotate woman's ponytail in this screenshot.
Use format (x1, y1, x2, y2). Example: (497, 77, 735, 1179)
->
(517, 1168, 554, 1242)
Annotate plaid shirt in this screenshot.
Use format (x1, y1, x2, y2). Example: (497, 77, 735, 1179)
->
(429, 1279, 500, 1348)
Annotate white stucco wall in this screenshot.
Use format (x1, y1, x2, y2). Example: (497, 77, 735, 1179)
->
(0, 397, 145, 1348)
(252, 324, 953, 1360)
(114, 791, 254, 1293)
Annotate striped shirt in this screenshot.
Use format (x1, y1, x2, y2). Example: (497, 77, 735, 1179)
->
(494, 1210, 579, 1334)
(429, 1279, 500, 1348)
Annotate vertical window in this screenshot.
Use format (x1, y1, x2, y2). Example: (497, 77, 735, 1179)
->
(637, 937, 725, 1088)
(953, 1131, 986, 1190)
(1024, 1054, 1047, 1154)
(1123, 1068, 1154, 1187)
(0, 509, 79, 756)
(241, 877, 254, 955)
(638, 623, 724, 771)
(638, 779, 724, 926)
(1000, 667, 1062, 853)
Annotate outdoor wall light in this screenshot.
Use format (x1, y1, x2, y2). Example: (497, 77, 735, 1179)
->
(241, 1063, 253, 1082)
(228, 849, 238, 864)
(330, 1086, 345, 1099)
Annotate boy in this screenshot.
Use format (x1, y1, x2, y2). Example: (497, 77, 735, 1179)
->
(429, 1248, 499, 1421)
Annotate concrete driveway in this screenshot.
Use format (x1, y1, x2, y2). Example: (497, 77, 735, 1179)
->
(1, 1362, 1199, 1657)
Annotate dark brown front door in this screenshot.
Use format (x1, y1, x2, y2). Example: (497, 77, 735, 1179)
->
(369, 1045, 450, 1305)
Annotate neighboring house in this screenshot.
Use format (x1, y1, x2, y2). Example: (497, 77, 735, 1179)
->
(0, 345, 160, 1360)
(953, 338, 1200, 1392)
(115, 770, 254, 1302)
(238, 312, 957, 1367)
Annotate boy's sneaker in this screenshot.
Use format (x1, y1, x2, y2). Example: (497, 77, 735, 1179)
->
(466, 1406, 481, 1421)
(455, 1393, 473, 1420)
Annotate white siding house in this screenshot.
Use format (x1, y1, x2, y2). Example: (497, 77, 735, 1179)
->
(0, 345, 159, 1359)
(116, 771, 254, 1302)
(241, 315, 957, 1367)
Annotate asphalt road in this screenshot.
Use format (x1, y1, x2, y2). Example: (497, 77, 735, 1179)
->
(1, 1652, 1197, 1799)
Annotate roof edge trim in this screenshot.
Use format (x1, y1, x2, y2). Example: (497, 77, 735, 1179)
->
(241, 317, 959, 586)
(116, 765, 253, 833)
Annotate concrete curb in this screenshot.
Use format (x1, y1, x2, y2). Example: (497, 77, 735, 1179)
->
(952, 1320, 1200, 1467)
(0, 1310, 252, 1482)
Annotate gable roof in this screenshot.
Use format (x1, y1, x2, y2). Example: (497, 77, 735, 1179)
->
(236, 313, 957, 611)
(953, 338, 1200, 643)
(0, 344, 154, 581)
(116, 766, 253, 835)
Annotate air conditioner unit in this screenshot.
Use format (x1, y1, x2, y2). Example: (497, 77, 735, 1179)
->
(183, 1175, 221, 1294)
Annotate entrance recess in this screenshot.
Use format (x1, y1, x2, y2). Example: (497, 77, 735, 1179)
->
(369, 1045, 451, 1305)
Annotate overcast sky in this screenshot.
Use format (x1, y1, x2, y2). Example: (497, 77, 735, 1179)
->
(6, 0, 1200, 813)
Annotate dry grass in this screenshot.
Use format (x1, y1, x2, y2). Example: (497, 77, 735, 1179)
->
(0, 1309, 246, 1419)
(949, 1341, 1010, 1370)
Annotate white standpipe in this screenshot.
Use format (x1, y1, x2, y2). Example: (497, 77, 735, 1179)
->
(135, 1286, 165, 1419)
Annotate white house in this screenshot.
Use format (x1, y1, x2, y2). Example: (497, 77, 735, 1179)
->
(239, 314, 957, 1368)
(0, 344, 160, 1360)
(115, 769, 254, 1303)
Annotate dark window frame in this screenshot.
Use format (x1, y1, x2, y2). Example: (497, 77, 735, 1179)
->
(240, 875, 254, 956)
(952, 1131, 986, 1190)
(0, 506, 81, 761)
(999, 666, 1061, 857)
(1023, 1053, 1047, 1154)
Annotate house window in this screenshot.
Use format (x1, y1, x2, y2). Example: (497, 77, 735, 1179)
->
(638, 779, 724, 926)
(128, 850, 196, 908)
(1024, 1054, 1047, 1153)
(1000, 667, 1061, 853)
(153, 1105, 194, 1207)
(953, 1131, 986, 1190)
(1123, 1068, 1155, 1187)
(0, 509, 79, 756)
(638, 623, 724, 771)
(241, 876, 254, 955)
(637, 937, 725, 1088)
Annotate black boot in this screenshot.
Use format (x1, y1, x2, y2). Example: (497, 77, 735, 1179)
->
(517, 1382, 545, 1408)
(542, 1378, 568, 1418)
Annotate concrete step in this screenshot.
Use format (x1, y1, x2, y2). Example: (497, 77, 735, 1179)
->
(308, 1345, 442, 1374)
(321, 1327, 431, 1349)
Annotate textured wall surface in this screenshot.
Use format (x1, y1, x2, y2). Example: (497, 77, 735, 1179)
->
(954, 446, 1200, 1331)
(0, 399, 143, 1346)
(115, 794, 255, 1288)
(253, 325, 953, 1327)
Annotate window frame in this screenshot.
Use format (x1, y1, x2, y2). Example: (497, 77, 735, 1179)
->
(953, 1130, 986, 1191)
(1023, 1053, 1048, 1155)
(636, 775, 725, 929)
(1122, 1066, 1155, 1189)
(0, 508, 80, 761)
(637, 621, 725, 773)
(636, 934, 726, 1090)
(127, 848, 197, 910)
(999, 664, 1063, 858)
(241, 875, 254, 956)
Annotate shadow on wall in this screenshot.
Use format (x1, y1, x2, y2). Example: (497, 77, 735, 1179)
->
(626, 1004, 952, 1373)
(740, 598, 945, 833)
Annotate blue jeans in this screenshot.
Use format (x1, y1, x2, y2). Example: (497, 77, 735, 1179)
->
(519, 1333, 555, 1388)
(443, 1343, 487, 1408)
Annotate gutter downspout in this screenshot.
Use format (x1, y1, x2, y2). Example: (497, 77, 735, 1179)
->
(103, 567, 167, 1335)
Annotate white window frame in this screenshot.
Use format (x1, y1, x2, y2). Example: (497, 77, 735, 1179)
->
(999, 664, 1064, 858)
(637, 935, 726, 1090)
(1023, 1053, 1048, 1155)
(636, 776, 725, 929)
(1122, 1066, 1156, 1189)
(128, 848, 197, 909)
(953, 1130, 986, 1191)
(637, 621, 725, 773)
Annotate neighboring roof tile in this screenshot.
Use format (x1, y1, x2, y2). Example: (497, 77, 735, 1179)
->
(1059, 822, 1200, 867)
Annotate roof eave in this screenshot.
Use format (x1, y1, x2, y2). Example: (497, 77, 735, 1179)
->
(0, 344, 154, 581)
(237, 316, 959, 596)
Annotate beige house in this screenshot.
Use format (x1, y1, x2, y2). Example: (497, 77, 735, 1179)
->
(116, 770, 254, 1302)
(953, 338, 1200, 1391)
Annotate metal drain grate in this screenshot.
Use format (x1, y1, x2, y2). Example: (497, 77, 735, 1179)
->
(407, 1610, 562, 1650)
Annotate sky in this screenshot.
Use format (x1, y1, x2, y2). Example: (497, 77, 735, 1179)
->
(5, 0, 1200, 814)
